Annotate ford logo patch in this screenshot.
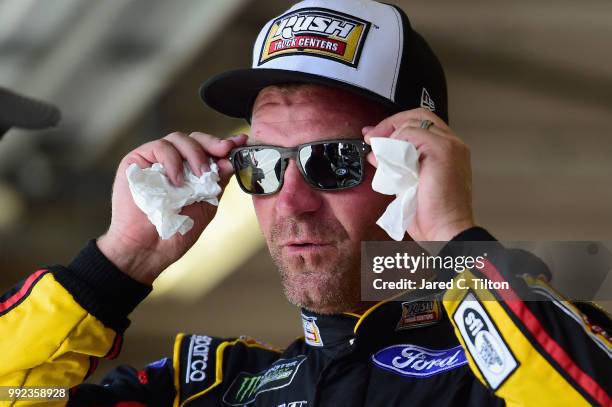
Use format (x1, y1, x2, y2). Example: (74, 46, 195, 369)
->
(372, 344, 468, 378)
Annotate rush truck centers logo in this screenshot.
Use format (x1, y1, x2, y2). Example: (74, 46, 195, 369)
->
(396, 299, 442, 330)
(258, 8, 371, 67)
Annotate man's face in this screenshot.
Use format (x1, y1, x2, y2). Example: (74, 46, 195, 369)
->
(249, 84, 393, 314)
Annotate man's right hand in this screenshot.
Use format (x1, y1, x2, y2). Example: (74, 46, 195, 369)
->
(97, 132, 247, 285)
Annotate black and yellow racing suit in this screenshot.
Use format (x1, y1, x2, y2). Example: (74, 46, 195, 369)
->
(1, 228, 610, 406)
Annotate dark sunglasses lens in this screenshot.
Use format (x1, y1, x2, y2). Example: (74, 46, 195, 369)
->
(299, 142, 364, 189)
(234, 148, 282, 194)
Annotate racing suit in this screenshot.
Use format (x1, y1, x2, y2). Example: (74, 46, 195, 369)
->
(1, 227, 610, 406)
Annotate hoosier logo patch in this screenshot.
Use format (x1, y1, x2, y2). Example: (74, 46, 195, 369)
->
(258, 7, 371, 67)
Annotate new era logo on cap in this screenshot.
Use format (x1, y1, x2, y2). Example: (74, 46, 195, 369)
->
(420, 88, 436, 112)
(259, 8, 371, 67)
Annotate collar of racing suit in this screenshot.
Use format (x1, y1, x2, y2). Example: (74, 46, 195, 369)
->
(300, 295, 444, 353)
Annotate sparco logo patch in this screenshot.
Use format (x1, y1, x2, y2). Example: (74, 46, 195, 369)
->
(222, 356, 307, 406)
(372, 344, 468, 378)
(258, 7, 371, 67)
(396, 299, 441, 330)
(185, 335, 212, 383)
(453, 292, 518, 390)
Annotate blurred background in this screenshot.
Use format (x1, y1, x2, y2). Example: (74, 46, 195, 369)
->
(0, 0, 611, 381)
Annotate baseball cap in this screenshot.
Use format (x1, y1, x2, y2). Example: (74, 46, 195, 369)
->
(201, 0, 448, 123)
(0, 87, 61, 139)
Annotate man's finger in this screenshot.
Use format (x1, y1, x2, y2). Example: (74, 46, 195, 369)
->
(133, 139, 185, 186)
(364, 108, 449, 138)
(228, 133, 248, 146)
(388, 125, 445, 152)
(366, 152, 378, 168)
(164, 132, 210, 177)
(189, 132, 246, 157)
(365, 118, 421, 144)
(217, 158, 235, 182)
(124, 154, 153, 171)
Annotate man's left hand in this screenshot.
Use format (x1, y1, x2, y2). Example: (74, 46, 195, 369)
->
(363, 108, 475, 241)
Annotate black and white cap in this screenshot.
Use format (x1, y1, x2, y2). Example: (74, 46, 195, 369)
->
(201, 0, 448, 123)
(0, 87, 61, 139)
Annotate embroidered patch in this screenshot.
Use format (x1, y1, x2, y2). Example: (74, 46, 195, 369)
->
(396, 299, 441, 330)
(278, 401, 308, 407)
(372, 344, 467, 378)
(177, 334, 223, 405)
(302, 314, 324, 347)
(453, 291, 518, 390)
(184, 335, 214, 384)
(258, 7, 371, 67)
(223, 356, 307, 406)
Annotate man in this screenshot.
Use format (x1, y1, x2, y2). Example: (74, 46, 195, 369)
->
(1, 0, 610, 406)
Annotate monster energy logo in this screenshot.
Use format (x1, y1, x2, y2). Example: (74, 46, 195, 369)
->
(223, 356, 307, 405)
(235, 375, 261, 402)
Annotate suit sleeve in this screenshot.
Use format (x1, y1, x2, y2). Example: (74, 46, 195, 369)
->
(68, 358, 175, 407)
(0, 240, 152, 405)
(441, 227, 612, 407)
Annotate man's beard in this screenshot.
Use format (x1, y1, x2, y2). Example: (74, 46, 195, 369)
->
(268, 215, 362, 315)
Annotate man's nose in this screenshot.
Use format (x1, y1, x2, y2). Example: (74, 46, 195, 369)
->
(275, 160, 322, 217)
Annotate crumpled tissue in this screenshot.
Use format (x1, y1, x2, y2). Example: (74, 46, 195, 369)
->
(370, 137, 420, 241)
(126, 161, 221, 240)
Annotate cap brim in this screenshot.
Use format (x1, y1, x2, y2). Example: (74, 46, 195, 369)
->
(200, 68, 401, 120)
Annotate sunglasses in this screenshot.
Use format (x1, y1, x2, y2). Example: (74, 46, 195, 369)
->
(229, 139, 372, 195)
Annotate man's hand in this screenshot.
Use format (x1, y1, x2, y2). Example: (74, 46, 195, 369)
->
(363, 108, 475, 241)
(97, 132, 247, 284)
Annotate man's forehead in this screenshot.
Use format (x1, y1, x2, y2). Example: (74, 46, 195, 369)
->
(253, 84, 378, 113)
(249, 84, 389, 146)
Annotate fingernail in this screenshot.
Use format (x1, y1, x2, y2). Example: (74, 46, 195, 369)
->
(362, 126, 374, 134)
(176, 172, 184, 186)
(191, 164, 202, 177)
(201, 163, 210, 173)
(229, 134, 246, 143)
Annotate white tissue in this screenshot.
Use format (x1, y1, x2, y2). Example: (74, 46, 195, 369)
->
(126, 161, 221, 240)
(370, 138, 420, 241)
